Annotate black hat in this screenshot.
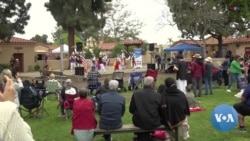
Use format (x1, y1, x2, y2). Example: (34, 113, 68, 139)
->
(165, 77, 176, 88)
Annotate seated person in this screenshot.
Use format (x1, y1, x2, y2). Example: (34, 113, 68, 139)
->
(1, 69, 23, 108)
(92, 78, 110, 111)
(93, 78, 109, 101)
(21, 80, 41, 118)
(157, 84, 165, 94)
(129, 76, 161, 141)
(98, 80, 125, 141)
(46, 73, 62, 95)
(161, 77, 190, 140)
(60, 79, 78, 117)
(0, 75, 35, 140)
(48, 73, 62, 87)
(87, 66, 101, 94)
(72, 88, 97, 141)
(145, 69, 158, 81)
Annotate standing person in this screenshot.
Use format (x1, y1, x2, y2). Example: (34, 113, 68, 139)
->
(114, 56, 121, 71)
(0, 75, 35, 141)
(175, 54, 188, 94)
(190, 54, 204, 97)
(155, 54, 161, 70)
(233, 83, 250, 132)
(227, 55, 244, 92)
(129, 76, 161, 141)
(72, 88, 97, 141)
(204, 57, 214, 95)
(70, 52, 76, 72)
(14, 59, 20, 75)
(98, 80, 125, 141)
(221, 55, 230, 86)
(161, 77, 190, 140)
(9, 55, 15, 73)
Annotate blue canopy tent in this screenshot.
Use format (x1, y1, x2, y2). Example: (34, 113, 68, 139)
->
(164, 43, 203, 52)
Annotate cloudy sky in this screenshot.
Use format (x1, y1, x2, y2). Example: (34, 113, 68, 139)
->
(16, 0, 181, 45)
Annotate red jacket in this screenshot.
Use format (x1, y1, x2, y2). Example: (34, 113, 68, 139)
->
(190, 61, 204, 78)
(72, 98, 97, 133)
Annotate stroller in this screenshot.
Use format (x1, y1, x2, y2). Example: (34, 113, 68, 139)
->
(112, 71, 127, 92)
(128, 72, 143, 91)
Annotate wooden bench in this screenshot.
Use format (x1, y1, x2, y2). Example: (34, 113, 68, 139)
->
(94, 124, 182, 141)
(39, 70, 67, 81)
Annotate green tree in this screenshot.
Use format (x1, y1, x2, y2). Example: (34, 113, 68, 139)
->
(0, 0, 31, 41)
(45, 0, 108, 56)
(110, 43, 125, 58)
(30, 34, 52, 45)
(103, 0, 143, 41)
(52, 26, 83, 46)
(166, 0, 250, 57)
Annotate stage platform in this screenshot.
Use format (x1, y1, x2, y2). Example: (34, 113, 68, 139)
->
(19, 65, 149, 87)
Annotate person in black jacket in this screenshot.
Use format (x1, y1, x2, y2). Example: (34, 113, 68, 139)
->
(161, 77, 190, 140)
(175, 54, 188, 94)
(129, 76, 161, 141)
(98, 80, 125, 141)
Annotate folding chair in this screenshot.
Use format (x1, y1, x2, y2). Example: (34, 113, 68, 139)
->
(112, 71, 127, 92)
(87, 82, 101, 95)
(64, 93, 79, 120)
(19, 87, 48, 118)
(45, 81, 60, 100)
(145, 69, 158, 82)
(130, 72, 143, 91)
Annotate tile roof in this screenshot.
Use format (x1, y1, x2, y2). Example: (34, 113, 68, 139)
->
(223, 37, 250, 44)
(98, 42, 116, 50)
(172, 36, 250, 47)
(0, 37, 37, 44)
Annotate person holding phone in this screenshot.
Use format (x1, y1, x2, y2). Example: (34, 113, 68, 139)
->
(0, 75, 34, 141)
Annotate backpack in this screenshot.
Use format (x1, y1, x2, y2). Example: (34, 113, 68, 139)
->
(20, 80, 41, 109)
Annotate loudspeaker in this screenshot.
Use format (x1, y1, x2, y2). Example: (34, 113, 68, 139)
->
(149, 43, 154, 51)
(147, 63, 156, 70)
(75, 67, 84, 75)
(76, 42, 83, 52)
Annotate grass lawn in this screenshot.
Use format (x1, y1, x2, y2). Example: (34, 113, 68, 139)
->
(24, 74, 250, 141)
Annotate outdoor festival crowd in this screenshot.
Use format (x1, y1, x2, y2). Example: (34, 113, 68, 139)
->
(174, 50, 250, 133)
(2, 50, 250, 141)
(0, 65, 191, 141)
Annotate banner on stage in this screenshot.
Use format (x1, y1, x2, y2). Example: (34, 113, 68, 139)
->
(133, 48, 142, 68)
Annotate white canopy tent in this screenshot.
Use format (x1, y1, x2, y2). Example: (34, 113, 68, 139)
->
(52, 44, 69, 54)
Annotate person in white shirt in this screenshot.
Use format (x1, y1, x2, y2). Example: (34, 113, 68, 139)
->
(0, 75, 34, 141)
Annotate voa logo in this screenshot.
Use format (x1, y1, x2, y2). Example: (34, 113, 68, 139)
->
(210, 104, 238, 132)
(214, 113, 235, 123)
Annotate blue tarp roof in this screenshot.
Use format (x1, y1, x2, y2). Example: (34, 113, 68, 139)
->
(164, 43, 203, 52)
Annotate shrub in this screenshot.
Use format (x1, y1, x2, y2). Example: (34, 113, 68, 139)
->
(0, 64, 11, 72)
(34, 64, 40, 71)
